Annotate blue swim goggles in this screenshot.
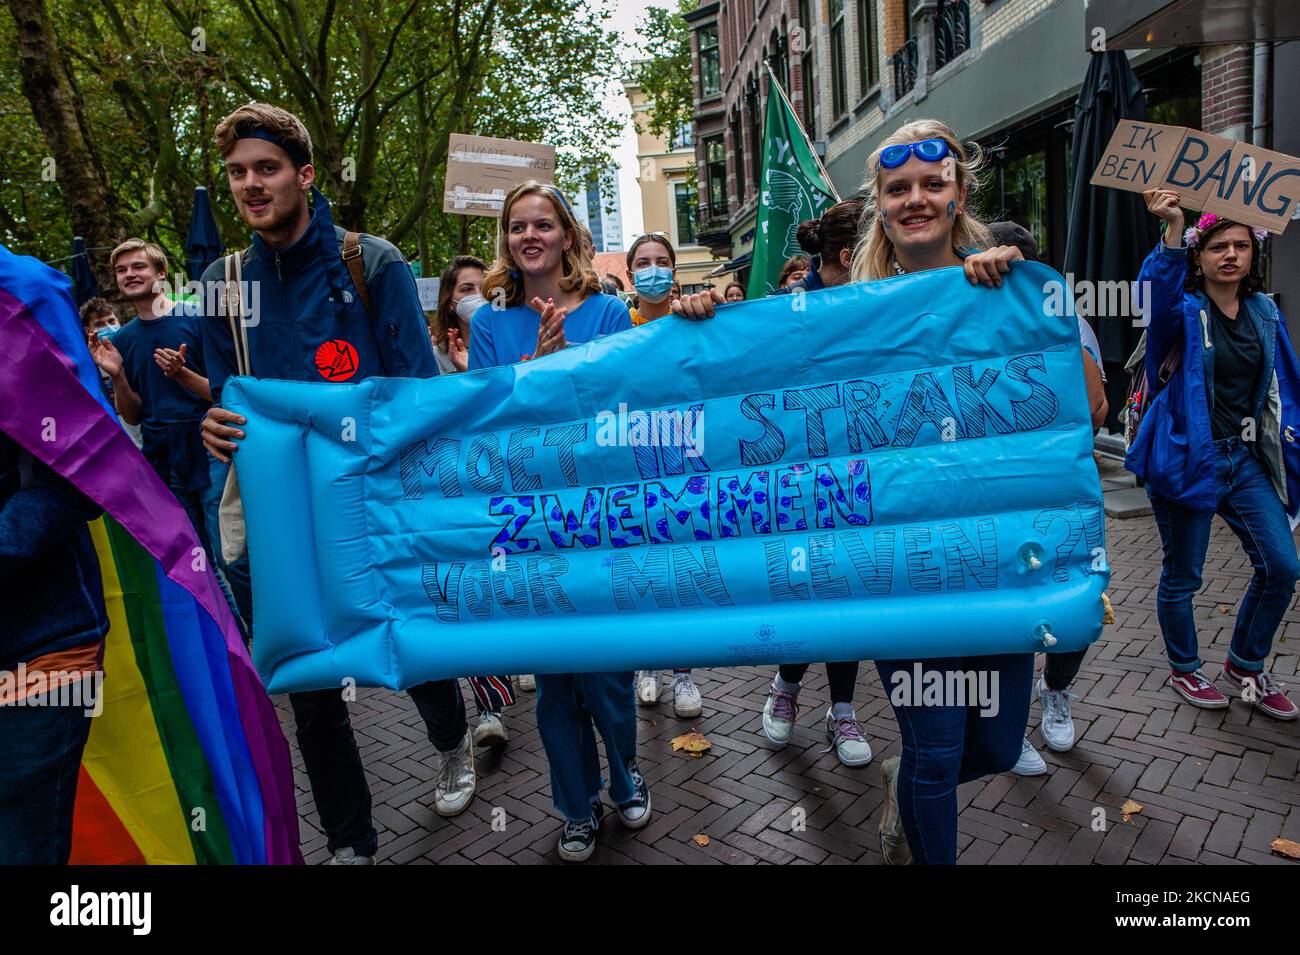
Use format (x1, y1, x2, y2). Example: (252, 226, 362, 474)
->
(878, 137, 951, 170)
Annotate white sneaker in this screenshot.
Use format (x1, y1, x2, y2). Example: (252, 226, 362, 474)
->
(515, 674, 536, 693)
(433, 731, 476, 817)
(635, 670, 660, 705)
(472, 710, 507, 748)
(1037, 677, 1076, 752)
(761, 682, 798, 746)
(327, 847, 374, 865)
(1010, 736, 1047, 776)
(672, 672, 702, 718)
(824, 708, 872, 767)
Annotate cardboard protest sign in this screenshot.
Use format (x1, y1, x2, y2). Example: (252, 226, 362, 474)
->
(225, 264, 1108, 693)
(415, 277, 440, 312)
(443, 133, 556, 217)
(1091, 120, 1300, 234)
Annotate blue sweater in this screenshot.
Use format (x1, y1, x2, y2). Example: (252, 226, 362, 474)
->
(468, 292, 632, 370)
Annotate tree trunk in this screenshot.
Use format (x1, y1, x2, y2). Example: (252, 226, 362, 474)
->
(6, 0, 122, 291)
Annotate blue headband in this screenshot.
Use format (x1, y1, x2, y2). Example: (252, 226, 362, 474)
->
(542, 183, 575, 219)
(235, 126, 312, 167)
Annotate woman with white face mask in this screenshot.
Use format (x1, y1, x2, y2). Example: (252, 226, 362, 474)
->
(622, 233, 705, 719)
(432, 255, 487, 374)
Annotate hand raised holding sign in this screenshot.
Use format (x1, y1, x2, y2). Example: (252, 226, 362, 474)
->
(1143, 188, 1185, 247)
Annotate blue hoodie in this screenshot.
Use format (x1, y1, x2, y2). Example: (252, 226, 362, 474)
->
(1126, 240, 1300, 518)
(201, 187, 438, 402)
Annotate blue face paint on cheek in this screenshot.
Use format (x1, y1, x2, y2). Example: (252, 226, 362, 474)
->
(946, 200, 956, 220)
(881, 208, 891, 231)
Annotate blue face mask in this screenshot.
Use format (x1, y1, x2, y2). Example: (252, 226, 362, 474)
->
(633, 265, 674, 303)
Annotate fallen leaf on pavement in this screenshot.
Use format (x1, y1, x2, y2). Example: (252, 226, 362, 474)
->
(692, 834, 709, 847)
(1121, 799, 1143, 824)
(671, 731, 712, 757)
(1271, 838, 1300, 859)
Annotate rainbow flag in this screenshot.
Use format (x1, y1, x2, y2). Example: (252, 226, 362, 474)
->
(0, 245, 300, 864)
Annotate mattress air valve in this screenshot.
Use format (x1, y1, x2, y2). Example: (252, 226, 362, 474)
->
(1032, 622, 1058, 649)
(1017, 542, 1044, 574)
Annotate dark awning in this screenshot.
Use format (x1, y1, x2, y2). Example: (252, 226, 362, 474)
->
(706, 251, 752, 278)
(1086, 0, 1300, 49)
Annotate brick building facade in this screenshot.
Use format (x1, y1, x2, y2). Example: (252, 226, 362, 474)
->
(685, 0, 1297, 314)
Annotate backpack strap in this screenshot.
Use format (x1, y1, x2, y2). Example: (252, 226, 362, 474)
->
(223, 250, 252, 377)
(342, 231, 372, 317)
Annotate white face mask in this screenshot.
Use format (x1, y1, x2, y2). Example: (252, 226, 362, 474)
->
(454, 293, 485, 322)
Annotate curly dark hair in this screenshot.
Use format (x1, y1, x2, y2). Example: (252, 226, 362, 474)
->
(1184, 218, 1265, 297)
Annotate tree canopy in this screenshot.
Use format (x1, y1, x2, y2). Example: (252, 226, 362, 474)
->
(632, 0, 693, 145)
(1, 0, 622, 289)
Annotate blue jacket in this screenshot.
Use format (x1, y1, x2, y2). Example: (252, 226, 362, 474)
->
(201, 187, 438, 403)
(0, 431, 108, 669)
(1126, 240, 1300, 517)
(769, 264, 827, 296)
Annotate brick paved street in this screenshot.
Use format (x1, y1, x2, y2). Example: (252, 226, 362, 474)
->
(276, 508, 1300, 865)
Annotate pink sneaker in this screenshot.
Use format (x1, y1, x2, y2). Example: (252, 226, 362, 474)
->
(1168, 669, 1229, 709)
(1221, 662, 1299, 721)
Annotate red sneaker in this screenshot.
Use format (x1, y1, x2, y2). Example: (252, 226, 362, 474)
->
(1221, 662, 1299, 721)
(1168, 669, 1229, 709)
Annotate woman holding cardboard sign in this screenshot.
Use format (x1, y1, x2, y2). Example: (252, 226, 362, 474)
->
(1130, 189, 1300, 721)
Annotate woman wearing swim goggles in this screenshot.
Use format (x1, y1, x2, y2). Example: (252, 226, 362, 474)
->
(877, 137, 951, 170)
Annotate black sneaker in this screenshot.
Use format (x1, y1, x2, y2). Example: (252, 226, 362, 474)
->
(558, 802, 603, 863)
(616, 760, 652, 830)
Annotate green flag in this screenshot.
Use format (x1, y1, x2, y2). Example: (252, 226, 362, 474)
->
(747, 68, 838, 298)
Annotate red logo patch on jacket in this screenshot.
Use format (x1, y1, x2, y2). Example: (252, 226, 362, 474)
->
(315, 339, 359, 381)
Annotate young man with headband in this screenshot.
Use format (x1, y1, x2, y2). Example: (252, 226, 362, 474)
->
(199, 102, 477, 863)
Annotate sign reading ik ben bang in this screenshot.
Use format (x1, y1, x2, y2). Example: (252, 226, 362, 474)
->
(1091, 119, 1300, 234)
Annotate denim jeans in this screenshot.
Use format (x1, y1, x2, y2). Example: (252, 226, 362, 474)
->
(876, 653, 1034, 865)
(536, 672, 638, 821)
(1150, 436, 1300, 674)
(0, 680, 96, 863)
(290, 679, 466, 858)
(203, 456, 253, 630)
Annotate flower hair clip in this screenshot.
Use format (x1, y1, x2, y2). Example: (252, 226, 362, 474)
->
(1183, 212, 1269, 248)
